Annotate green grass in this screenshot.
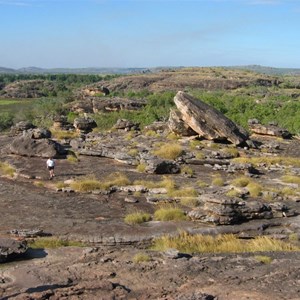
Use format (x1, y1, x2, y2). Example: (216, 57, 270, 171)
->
(152, 232, 300, 253)
(180, 197, 200, 208)
(154, 206, 187, 221)
(124, 212, 151, 225)
(28, 237, 85, 249)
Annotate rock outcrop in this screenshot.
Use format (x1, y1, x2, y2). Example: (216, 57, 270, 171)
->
(248, 119, 292, 139)
(73, 117, 97, 133)
(70, 97, 147, 113)
(188, 194, 294, 225)
(0, 238, 28, 263)
(173, 91, 248, 145)
(5, 130, 65, 157)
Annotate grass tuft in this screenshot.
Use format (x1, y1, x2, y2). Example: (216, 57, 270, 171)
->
(153, 143, 183, 160)
(124, 211, 151, 225)
(154, 205, 187, 221)
(0, 162, 15, 177)
(133, 252, 151, 263)
(255, 255, 273, 264)
(136, 163, 147, 173)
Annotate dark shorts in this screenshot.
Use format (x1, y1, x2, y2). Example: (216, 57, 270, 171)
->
(47, 166, 54, 170)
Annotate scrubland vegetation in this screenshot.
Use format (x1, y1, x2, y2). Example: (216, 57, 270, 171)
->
(1, 68, 300, 135)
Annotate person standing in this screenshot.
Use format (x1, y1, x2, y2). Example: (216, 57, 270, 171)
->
(46, 157, 55, 180)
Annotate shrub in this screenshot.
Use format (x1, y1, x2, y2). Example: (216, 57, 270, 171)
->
(133, 252, 151, 263)
(154, 206, 187, 221)
(152, 232, 300, 253)
(124, 212, 151, 225)
(153, 143, 183, 160)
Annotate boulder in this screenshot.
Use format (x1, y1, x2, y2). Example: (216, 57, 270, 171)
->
(168, 109, 197, 136)
(188, 194, 274, 225)
(173, 91, 248, 145)
(145, 159, 181, 174)
(248, 119, 292, 139)
(24, 128, 52, 139)
(113, 119, 140, 131)
(7, 135, 65, 157)
(73, 117, 97, 133)
(0, 238, 28, 263)
(10, 121, 36, 135)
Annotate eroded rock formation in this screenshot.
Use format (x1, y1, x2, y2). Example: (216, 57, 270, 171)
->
(173, 91, 248, 145)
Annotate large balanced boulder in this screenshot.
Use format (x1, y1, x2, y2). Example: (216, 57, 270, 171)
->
(173, 91, 248, 145)
(168, 109, 197, 136)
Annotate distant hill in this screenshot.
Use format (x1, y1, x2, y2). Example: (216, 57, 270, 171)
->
(225, 65, 300, 75)
(1, 65, 300, 75)
(0, 66, 182, 75)
(0, 67, 17, 74)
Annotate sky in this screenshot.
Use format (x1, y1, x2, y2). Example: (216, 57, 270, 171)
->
(0, 0, 299, 69)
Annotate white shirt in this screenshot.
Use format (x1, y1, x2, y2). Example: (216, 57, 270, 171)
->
(46, 159, 55, 167)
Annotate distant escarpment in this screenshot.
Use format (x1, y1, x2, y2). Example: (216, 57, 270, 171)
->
(81, 68, 282, 94)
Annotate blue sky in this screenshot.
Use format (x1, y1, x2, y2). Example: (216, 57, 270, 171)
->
(0, 0, 299, 68)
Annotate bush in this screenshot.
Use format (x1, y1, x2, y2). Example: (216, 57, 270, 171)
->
(124, 212, 151, 225)
(0, 112, 14, 131)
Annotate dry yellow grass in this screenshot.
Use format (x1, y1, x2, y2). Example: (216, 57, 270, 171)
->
(0, 162, 15, 177)
(153, 143, 183, 160)
(154, 206, 187, 221)
(152, 232, 300, 253)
